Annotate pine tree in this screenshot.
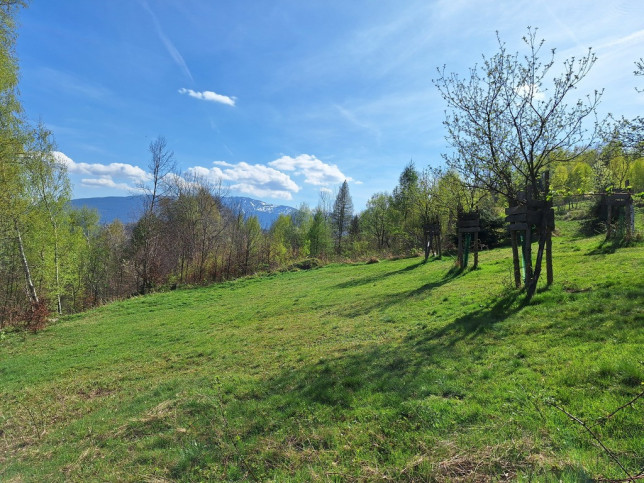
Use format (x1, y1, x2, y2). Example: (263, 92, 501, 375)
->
(332, 180, 353, 255)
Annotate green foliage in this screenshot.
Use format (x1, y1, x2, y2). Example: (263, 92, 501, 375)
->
(308, 207, 331, 259)
(361, 191, 395, 251)
(628, 158, 644, 192)
(567, 162, 593, 194)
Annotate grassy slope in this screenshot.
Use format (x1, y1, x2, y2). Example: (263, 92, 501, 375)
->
(1, 219, 643, 482)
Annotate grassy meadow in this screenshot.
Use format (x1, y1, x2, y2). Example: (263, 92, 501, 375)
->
(1, 217, 643, 481)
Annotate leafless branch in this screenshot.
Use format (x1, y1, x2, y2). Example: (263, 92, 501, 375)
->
(547, 391, 644, 481)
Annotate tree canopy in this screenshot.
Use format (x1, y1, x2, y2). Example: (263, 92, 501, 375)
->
(434, 28, 602, 202)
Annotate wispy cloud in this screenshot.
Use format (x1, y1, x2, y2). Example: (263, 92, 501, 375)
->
(140, 0, 193, 82)
(594, 28, 644, 53)
(187, 161, 299, 200)
(40, 67, 112, 100)
(268, 154, 351, 186)
(178, 88, 236, 106)
(335, 104, 381, 140)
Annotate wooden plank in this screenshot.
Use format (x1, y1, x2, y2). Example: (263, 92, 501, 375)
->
(526, 212, 544, 225)
(458, 227, 481, 233)
(458, 219, 480, 228)
(606, 200, 630, 207)
(505, 214, 527, 223)
(527, 200, 548, 209)
(509, 223, 529, 231)
(547, 209, 555, 229)
(505, 206, 527, 215)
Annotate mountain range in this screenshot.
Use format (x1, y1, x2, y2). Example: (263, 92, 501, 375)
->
(70, 195, 297, 229)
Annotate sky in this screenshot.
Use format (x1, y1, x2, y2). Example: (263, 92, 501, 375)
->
(15, 0, 644, 211)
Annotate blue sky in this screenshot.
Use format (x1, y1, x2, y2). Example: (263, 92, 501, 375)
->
(16, 0, 644, 210)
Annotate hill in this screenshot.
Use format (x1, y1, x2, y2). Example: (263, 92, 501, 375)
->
(70, 195, 297, 229)
(1, 219, 643, 481)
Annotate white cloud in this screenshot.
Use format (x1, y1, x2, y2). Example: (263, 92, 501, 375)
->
(186, 161, 299, 200)
(320, 187, 333, 194)
(516, 83, 546, 101)
(268, 154, 351, 186)
(53, 151, 151, 192)
(54, 151, 150, 182)
(178, 88, 236, 106)
(80, 177, 139, 191)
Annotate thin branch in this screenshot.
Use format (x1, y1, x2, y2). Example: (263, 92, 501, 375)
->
(591, 390, 644, 428)
(548, 401, 633, 480)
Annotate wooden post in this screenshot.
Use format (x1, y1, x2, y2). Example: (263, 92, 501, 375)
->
(606, 203, 612, 238)
(546, 231, 553, 285)
(473, 231, 479, 269)
(524, 227, 533, 286)
(511, 230, 521, 288)
(457, 232, 463, 267)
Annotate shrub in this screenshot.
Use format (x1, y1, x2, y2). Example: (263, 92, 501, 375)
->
(288, 258, 323, 271)
(23, 300, 50, 333)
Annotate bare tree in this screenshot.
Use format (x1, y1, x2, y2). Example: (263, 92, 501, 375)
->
(132, 136, 175, 294)
(434, 28, 602, 202)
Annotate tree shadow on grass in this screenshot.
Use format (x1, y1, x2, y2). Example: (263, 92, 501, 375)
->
(339, 265, 467, 317)
(333, 259, 427, 289)
(258, 288, 525, 414)
(585, 237, 634, 256)
(173, 288, 534, 478)
(412, 290, 525, 350)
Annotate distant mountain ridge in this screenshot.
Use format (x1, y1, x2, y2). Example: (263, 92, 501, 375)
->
(70, 195, 297, 229)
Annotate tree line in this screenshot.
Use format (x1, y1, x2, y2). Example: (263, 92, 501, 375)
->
(1, 3, 642, 328)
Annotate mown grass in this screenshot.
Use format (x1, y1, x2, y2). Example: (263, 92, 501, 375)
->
(1, 217, 643, 482)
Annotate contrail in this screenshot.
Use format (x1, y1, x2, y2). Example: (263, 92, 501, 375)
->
(139, 0, 194, 82)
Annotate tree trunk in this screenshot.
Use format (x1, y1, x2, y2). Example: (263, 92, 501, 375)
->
(424, 232, 430, 261)
(53, 227, 62, 314)
(15, 222, 39, 305)
(526, 227, 547, 300)
(511, 231, 521, 287)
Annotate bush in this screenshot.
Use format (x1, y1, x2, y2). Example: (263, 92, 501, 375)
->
(287, 258, 323, 271)
(23, 300, 50, 333)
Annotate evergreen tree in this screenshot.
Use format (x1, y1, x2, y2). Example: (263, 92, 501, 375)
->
(331, 180, 353, 255)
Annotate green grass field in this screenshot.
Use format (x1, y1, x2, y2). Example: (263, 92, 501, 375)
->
(1, 218, 643, 482)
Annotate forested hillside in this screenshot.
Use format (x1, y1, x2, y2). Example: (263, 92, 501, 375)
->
(70, 195, 297, 229)
(2, 218, 642, 481)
